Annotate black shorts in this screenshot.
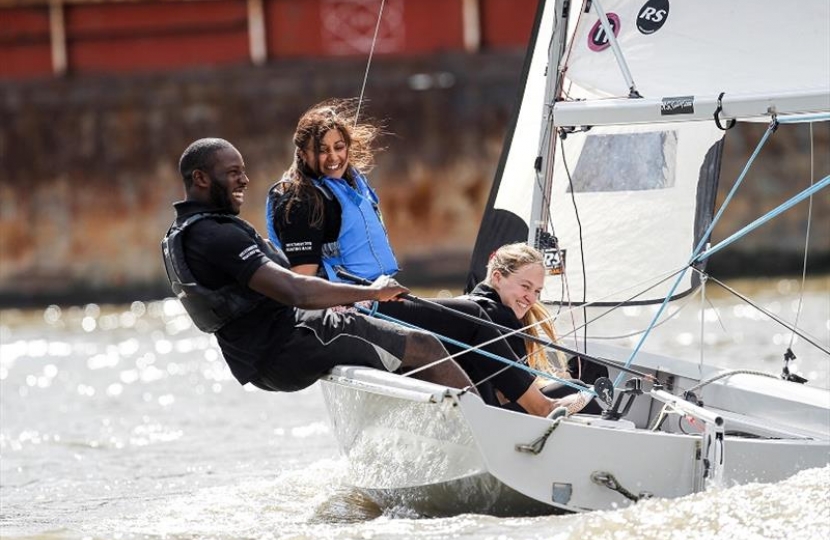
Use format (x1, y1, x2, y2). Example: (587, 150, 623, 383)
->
(251, 308, 409, 392)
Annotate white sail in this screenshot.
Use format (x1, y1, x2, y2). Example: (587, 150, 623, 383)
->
(545, 121, 723, 304)
(564, 0, 830, 101)
(468, 0, 830, 306)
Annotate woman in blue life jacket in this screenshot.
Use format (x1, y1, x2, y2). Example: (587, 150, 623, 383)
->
(266, 98, 398, 283)
(466, 243, 607, 415)
(266, 99, 575, 417)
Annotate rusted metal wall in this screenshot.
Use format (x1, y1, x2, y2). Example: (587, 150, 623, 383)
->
(0, 51, 528, 305)
(64, 1, 251, 74)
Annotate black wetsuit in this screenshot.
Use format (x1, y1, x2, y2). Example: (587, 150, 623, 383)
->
(165, 200, 416, 392)
(375, 298, 536, 404)
(467, 282, 607, 414)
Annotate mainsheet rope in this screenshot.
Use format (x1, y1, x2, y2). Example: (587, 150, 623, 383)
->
(354, 303, 596, 395)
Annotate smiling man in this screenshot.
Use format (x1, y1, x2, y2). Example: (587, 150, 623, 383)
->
(160, 137, 474, 394)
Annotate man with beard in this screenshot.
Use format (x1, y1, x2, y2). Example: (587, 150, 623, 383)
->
(161, 138, 474, 393)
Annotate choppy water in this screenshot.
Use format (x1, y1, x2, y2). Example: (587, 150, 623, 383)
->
(1, 279, 829, 540)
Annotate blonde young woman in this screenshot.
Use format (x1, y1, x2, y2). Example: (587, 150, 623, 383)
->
(466, 243, 605, 414)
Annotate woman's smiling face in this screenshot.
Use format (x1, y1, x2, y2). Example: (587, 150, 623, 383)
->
(491, 262, 545, 319)
(302, 128, 349, 179)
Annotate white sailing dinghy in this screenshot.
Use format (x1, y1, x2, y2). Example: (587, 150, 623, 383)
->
(320, 0, 830, 516)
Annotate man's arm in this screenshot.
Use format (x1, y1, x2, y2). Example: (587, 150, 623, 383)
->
(248, 262, 405, 309)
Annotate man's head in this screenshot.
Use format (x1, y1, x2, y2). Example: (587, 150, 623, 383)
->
(179, 138, 248, 214)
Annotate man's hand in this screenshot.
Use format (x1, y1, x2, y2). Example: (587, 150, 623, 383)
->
(371, 275, 409, 302)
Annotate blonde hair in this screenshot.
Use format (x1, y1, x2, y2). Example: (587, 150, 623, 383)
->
(486, 243, 567, 376)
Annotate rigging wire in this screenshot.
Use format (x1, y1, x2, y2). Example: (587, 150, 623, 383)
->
(540, 264, 691, 336)
(558, 132, 589, 356)
(354, 0, 386, 125)
(357, 304, 597, 394)
(694, 173, 830, 264)
(553, 267, 687, 338)
(700, 273, 830, 356)
(558, 267, 582, 377)
(686, 368, 782, 395)
(698, 274, 707, 382)
(788, 121, 815, 350)
(568, 286, 700, 341)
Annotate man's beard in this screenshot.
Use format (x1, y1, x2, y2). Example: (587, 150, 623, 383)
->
(208, 176, 238, 214)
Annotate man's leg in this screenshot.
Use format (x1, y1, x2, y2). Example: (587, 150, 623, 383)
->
(399, 329, 476, 391)
(277, 308, 475, 391)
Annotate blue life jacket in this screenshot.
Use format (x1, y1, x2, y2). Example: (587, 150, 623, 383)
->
(266, 170, 399, 282)
(265, 180, 285, 250)
(162, 213, 283, 332)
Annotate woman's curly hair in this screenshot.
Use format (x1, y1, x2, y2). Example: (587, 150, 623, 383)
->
(279, 98, 385, 227)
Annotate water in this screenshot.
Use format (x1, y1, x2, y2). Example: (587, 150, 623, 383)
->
(1, 279, 829, 540)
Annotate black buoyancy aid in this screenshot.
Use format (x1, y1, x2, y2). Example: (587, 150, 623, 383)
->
(161, 213, 276, 333)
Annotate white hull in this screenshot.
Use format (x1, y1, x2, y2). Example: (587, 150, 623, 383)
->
(320, 348, 830, 516)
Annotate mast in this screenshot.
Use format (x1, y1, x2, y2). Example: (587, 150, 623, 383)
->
(528, 0, 570, 248)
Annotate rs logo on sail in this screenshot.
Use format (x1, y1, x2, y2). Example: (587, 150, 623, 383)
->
(638, 0, 670, 35)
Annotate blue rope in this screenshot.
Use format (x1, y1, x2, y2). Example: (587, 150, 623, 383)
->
(355, 305, 595, 395)
(614, 121, 777, 386)
(695, 174, 830, 263)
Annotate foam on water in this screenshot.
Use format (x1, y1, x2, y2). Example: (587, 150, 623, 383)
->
(22, 463, 822, 540)
(562, 466, 830, 540)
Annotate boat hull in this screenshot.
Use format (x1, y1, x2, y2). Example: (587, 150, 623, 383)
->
(320, 367, 555, 516)
(320, 359, 830, 516)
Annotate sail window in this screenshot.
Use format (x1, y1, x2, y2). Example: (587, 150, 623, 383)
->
(568, 131, 678, 192)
